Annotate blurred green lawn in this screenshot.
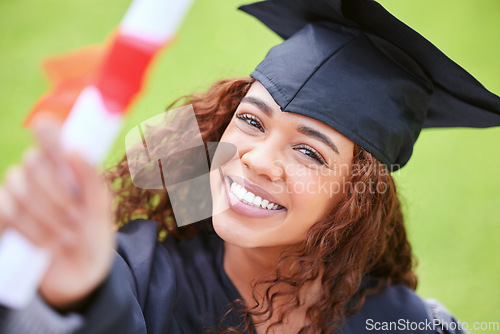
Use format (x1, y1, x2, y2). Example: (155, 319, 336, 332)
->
(0, 0, 499, 330)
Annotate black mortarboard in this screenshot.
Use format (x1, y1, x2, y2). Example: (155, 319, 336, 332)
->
(239, 0, 500, 170)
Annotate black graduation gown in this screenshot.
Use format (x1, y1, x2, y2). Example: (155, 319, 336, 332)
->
(73, 219, 464, 333)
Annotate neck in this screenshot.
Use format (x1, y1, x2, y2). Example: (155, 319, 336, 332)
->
(223, 242, 283, 293)
(223, 241, 322, 333)
(223, 241, 310, 301)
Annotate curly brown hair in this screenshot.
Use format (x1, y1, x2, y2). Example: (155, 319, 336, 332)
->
(105, 77, 416, 333)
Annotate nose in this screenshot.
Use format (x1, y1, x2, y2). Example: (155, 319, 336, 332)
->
(240, 140, 285, 182)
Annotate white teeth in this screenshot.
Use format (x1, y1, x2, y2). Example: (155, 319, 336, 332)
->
(237, 187, 247, 200)
(229, 180, 281, 210)
(243, 192, 255, 203)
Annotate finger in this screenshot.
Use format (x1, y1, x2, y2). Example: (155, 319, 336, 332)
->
(31, 116, 63, 165)
(4, 162, 79, 248)
(10, 209, 53, 248)
(67, 152, 113, 229)
(31, 117, 81, 199)
(68, 153, 98, 195)
(0, 175, 52, 248)
(0, 186, 16, 231)
(3, 166, 28, 210)
(20, 149, 80, 241)
(25, 150, 79, 228)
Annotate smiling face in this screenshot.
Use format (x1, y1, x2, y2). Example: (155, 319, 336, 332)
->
(210, 81, 354, 249)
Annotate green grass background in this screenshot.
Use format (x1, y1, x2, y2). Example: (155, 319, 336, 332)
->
(0, 0, 499, 330)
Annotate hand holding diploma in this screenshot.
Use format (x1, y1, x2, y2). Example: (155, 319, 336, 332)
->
(0, 0, 194, 310)
(0, 118, 115, 310)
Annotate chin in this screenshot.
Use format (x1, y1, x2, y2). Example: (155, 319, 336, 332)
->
(212, 213, 263, 248)
(212, 212, 305, 252)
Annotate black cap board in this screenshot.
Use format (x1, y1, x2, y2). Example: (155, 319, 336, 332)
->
(239, 0, 500, 170)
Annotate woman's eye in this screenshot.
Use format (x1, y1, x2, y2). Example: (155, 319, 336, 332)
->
(236, 113, 264, 132)
(295, 145, 327, 166)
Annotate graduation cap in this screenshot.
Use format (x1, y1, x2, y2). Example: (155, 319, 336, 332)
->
(239, 0, 500, 170)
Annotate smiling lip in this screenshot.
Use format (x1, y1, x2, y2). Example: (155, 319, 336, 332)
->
(223, 175, 286, 219)
(230, 175, 284, 207)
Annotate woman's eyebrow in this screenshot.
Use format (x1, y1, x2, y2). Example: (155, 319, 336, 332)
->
(241, 96, 273, 117)
(297, 125, 340, 154)
(240, 97, 339, 154)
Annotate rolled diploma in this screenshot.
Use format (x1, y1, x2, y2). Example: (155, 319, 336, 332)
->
(0, 0, 193, 309)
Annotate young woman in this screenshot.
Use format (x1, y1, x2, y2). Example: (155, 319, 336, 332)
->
(1, 0, 499, 333)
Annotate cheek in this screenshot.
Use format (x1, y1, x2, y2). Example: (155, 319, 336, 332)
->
(287, 173, 347, 222)
(219, 119, 239, 143)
